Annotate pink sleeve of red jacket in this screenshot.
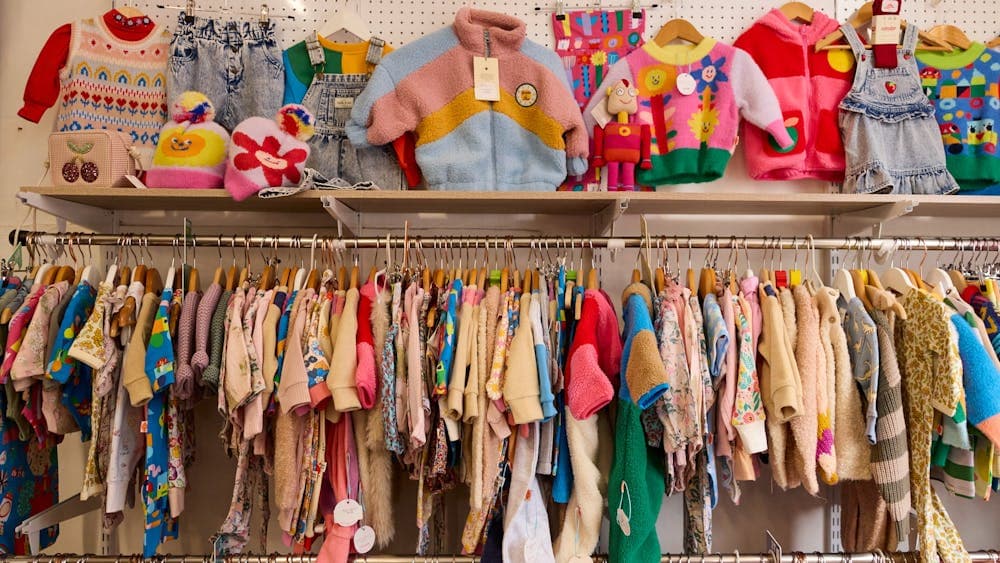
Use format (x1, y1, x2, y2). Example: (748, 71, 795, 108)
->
(355, 283, 377, 410)
(19, 23, 72, 123)
(565, 292, 614, 420)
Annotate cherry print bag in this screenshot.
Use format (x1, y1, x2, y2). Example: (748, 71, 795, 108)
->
(48, 131, 142, 187)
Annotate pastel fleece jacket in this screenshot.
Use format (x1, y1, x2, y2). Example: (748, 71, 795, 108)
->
(916, 44, 1000, 191)
(347, 8, 588, 191)
(733, 9, 854, 181)
(583, 37, 792, 186)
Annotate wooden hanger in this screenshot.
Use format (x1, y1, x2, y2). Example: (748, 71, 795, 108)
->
(926, 24, 973, 50)
(41, 264, 60, 286)
(779, 1, 814, 23)
(188, 265, 200, 293)
(225, 263, 238, 291)
(653, 18, 704, 47)
(317, 0, 372, 42)
(815, 2, 952, 52)
(54, 266, 75, 284)
(145, 268, 164, 297)
(989, 36, 1000, 49)
(348, 264, 359, 290)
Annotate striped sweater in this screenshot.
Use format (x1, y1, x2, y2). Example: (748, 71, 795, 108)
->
(347, 8, 588, 191)
(869, 305, 911, 537)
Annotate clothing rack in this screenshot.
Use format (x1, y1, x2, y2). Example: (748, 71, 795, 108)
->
(3, 554, 998, 563)
(8, 231, 1000, 252)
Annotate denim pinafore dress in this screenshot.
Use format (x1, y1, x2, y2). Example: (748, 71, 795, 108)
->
(838, 23, 958, 195)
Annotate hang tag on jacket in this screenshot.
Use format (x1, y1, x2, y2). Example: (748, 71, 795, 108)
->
(616, 507, 631, 536)
(353, 525, 376, 553)
(333, 499, 364, 526)
(676, 72, 697, 96)
(474, 57, 501, 101)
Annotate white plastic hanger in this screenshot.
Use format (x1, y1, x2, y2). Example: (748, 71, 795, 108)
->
(164, 239, 177, 292)
(833, 240, 857, 299)
(317, 0, 371, 42)
(882, 239, 918, 296)
(80, 236, 101, 288)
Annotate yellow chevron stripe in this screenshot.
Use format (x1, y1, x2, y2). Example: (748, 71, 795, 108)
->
(494, 91, 566, 151)
(416, 90, 489, 147)
(415, 88, 566, 151)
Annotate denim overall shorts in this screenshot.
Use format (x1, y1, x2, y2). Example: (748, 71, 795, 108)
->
(838, 23, 958, 195)
(299, 36, 404, 191)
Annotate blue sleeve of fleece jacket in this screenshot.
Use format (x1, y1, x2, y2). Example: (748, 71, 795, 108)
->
(620, 293, 669, 409)
(951, 314, 1000, 425)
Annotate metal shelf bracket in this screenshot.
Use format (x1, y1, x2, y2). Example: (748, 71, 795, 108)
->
(831, 199, 918, 237)
(16, 191, 119, 233)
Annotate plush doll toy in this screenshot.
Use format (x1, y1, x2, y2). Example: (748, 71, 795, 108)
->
(592, 79, 652, 191)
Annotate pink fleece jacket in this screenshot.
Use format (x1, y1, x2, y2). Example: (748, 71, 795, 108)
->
(355, 282, 378, 410)
(734, 9, 853, 181)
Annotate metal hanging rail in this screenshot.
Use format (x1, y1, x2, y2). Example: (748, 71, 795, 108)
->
(8, 231, 1000, 252)
(2, 554, 998, 563)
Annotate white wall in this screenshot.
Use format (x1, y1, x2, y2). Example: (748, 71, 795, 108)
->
(2, 0, 1000, 557)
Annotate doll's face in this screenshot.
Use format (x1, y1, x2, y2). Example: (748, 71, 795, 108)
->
(702, 65, 717, 83)
(607, 80, 639, 115)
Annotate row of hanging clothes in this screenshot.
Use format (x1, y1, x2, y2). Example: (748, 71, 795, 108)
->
(3, 233, 1000, 563)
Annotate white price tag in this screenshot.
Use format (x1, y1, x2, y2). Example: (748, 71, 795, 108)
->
(474, 57, 501, 102)
(333, 499, 364, 526)
(590, 103, 612, 129)
(676, 72, 697, 96)
(616, 507, 631, 536)
(353, 525, 376, 553)
(871, 15, 901, 45)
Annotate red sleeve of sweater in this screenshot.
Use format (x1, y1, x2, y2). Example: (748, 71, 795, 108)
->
(19, 23, 72, 123)
(354, 284, 377, 409)
(391, 133, 423, 188)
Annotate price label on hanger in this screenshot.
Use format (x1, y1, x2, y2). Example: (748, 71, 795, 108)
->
(333, 499, 364, 526)
(353, 525, 376, 553)
(474, 57, 501, 101)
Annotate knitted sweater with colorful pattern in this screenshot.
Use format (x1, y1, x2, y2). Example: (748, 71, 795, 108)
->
(917, 44, 1000, 191)
(584, 37, 793, 185)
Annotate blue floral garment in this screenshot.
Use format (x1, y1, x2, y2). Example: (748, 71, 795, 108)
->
(143, 289, 178, 556)
(0, 389, 59, 553)
(47, 282, 96, 440)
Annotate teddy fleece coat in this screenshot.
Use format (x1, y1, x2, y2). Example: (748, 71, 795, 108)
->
(348, 8, 588, 191)
(608, 283, 666, 563)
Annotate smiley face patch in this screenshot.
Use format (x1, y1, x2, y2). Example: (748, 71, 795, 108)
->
(515, 83, 538, 107)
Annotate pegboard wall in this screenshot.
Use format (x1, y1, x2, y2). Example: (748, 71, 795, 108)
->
(127, 0, 999, 50)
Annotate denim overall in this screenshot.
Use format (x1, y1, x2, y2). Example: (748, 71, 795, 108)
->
(301, 36, 404, 191)
(838, 23, 958, 195)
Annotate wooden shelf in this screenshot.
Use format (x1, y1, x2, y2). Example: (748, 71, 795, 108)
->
(17, 186, 1000, 235)
(19, 186, 326, 213)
